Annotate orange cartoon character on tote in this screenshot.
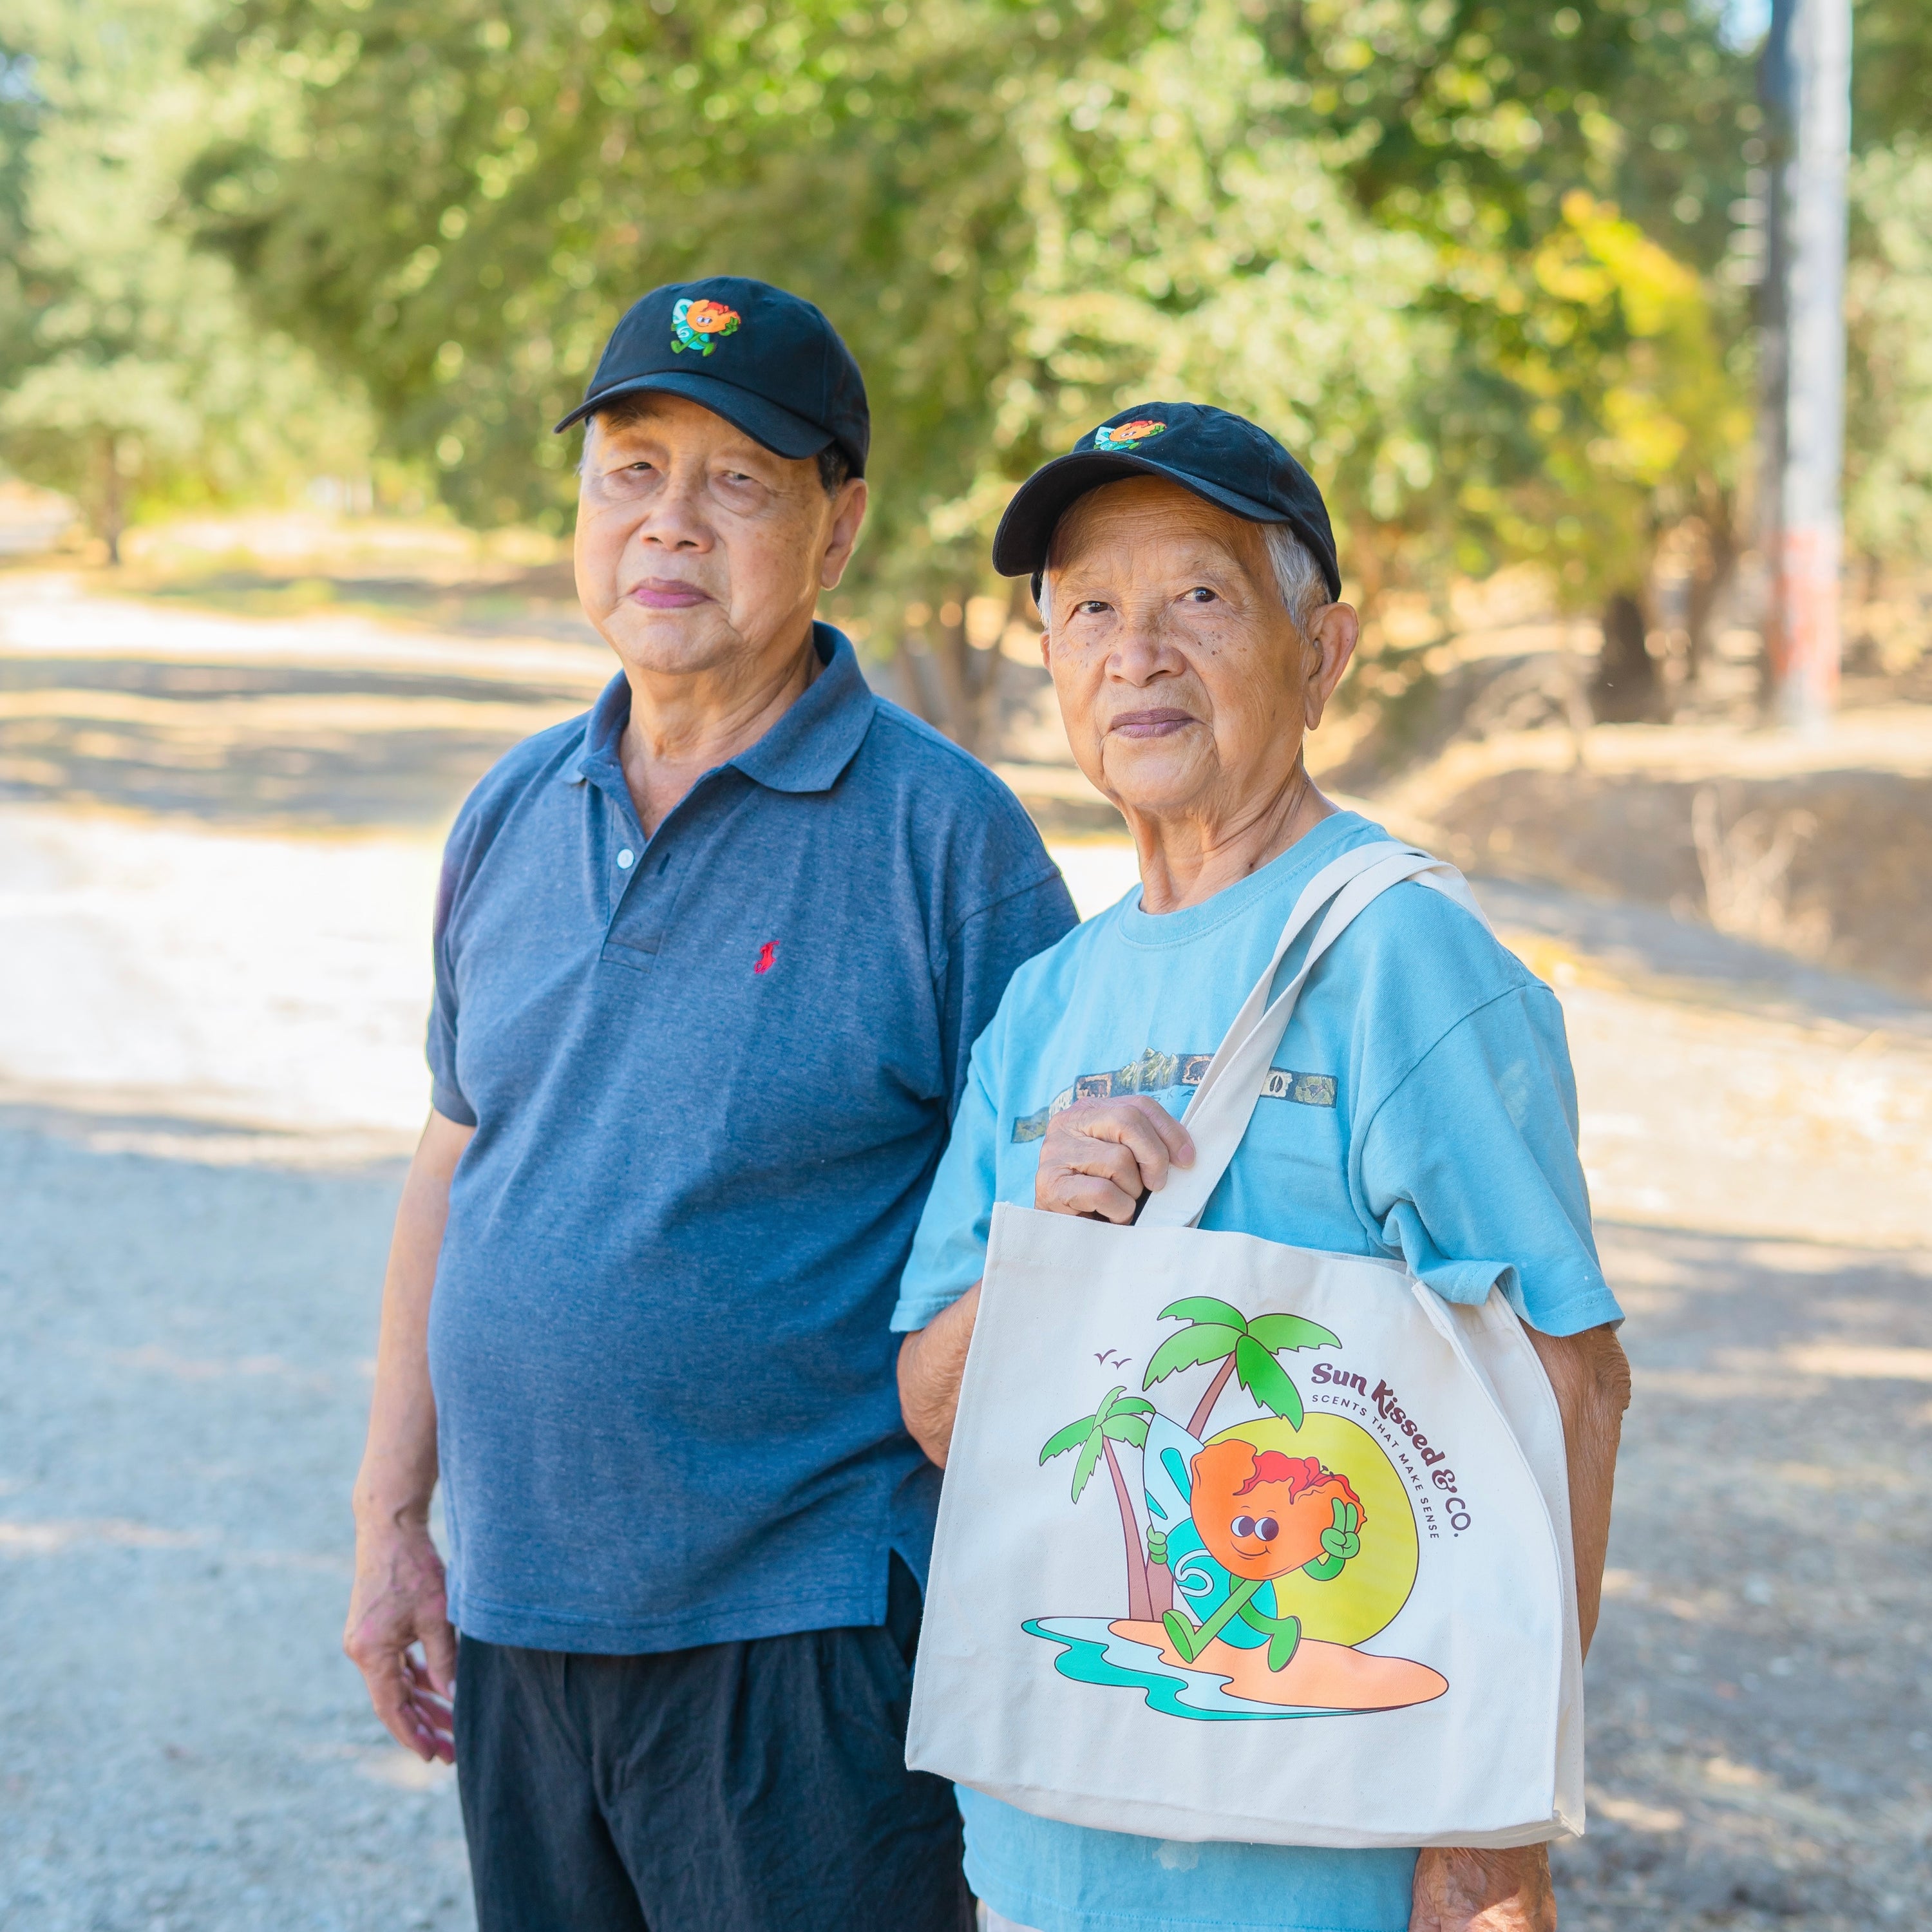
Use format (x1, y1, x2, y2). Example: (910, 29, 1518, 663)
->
(1168, 1442, 1365, 1671)
(1025, 1295, 1448, 1721)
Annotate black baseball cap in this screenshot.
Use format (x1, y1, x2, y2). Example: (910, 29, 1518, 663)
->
(554, 276, 869, 476)
(992, 401, 1340, 600)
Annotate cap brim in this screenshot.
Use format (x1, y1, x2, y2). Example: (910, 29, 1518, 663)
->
(991, 451, 1337, 598)
(554, 370, 842, 468)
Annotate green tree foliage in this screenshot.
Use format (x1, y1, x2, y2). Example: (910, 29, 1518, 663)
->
(1039, 1382, 1157, 1622)
(1844, 138, 1932, 567)
(965, 0, 1756, 615)
(192, 0, 1770, 649)
(1273, 0, 1758, 602)
(1039, 1383, 1154, 1500)
(1851, 0, 1932, 153)
(190, 0, 1145, 587)
(0, 46, 43, 379)
(0, 0, 373, 558)
(1142, 1294, 1339, 1439)
(968, 3, 1451, 580)
(1841, 0, 1932, 577)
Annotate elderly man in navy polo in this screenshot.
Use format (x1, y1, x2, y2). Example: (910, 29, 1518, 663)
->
(343, 278, 1076, 1932)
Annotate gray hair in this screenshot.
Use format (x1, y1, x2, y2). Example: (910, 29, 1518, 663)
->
(1037, 519, 1330, 636)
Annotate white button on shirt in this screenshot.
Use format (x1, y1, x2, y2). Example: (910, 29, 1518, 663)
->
(617, 849, 635, 869)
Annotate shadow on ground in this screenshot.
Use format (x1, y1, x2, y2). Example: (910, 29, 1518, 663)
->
(0, 656, 604, 828)
(131, 560, 590, 640)
(1558, 1222, 1932, 1929)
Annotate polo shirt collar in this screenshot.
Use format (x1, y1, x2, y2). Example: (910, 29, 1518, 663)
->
(565, 673, 632, 788)
(562, 623, 875, 797)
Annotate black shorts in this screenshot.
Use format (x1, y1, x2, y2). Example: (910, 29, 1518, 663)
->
(453, 1556, 972, 1932)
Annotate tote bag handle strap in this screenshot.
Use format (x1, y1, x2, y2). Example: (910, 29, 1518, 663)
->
(1139, 841, 1488, 1230)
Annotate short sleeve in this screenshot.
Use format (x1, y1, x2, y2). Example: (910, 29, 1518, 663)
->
(426, 834, 477, 1128)
(1354, 985, 1620, 1337)
(893, 1027, 1006, 1331)
(934, 870, 1077, 1115)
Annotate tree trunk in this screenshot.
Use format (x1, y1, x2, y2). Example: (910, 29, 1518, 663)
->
(894, 641, 940, 724)
(931, 616, 972, 744)
(1146, 1556, 1174, 1618)
(1103, 1437, 1155, 1625)
(1686, 493, 1738, 684)
(929, 588, 999, 755)
(100, 433, 124, 568)
(1589, 591, 1662, 723)
(1184, 1355, 1238, 1443)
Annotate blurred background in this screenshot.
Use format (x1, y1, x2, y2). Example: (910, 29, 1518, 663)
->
(1, 3, 1928, 1929)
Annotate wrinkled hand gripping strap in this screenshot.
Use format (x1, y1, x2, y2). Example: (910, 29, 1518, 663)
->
(1139, 844, 1491, 1231)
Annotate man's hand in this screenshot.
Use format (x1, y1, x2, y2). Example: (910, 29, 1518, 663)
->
(898, 1283, 980, 1468)
(345, 1108, 472, 1764)
(1410, 1846, 1556, 1932)
(344, 1515, 457, 1763)
(896, 1098, 1197, 1464)
(1035, 1096, 1195, 1222)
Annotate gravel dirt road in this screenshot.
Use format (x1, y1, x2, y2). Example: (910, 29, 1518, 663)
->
(3, 569, 1928, 1930)
(1, 1123, 466, 1932)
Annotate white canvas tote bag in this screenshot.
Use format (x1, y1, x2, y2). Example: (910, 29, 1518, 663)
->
(906, 842, 1586, 1849)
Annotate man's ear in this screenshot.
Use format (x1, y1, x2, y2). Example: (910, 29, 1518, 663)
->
(1303, 603, 1359, 731)
(818, 477, 869, 590)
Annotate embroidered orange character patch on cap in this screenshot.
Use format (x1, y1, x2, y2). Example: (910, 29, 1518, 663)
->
(1092, 417, 1168, 452)
(672, 298, 742, 356)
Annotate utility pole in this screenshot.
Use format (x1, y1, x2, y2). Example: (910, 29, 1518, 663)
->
(1757, 0, 1852, 732)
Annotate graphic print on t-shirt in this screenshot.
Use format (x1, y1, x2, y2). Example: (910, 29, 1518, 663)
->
(1025, 1297, 1450, 1721)
(1012, 1046, 1336, 1142)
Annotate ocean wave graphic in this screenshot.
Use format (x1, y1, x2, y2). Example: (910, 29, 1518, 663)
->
(1024, 1616, 1349, 1723)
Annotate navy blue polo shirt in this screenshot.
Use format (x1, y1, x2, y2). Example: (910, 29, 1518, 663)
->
(424, 625, 1076, 1654)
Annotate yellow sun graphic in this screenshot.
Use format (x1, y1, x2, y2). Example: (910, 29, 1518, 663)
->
(1206, 1414, 1418, 1646)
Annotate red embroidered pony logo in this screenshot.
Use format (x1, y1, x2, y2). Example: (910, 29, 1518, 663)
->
(753, 941, 779, 975)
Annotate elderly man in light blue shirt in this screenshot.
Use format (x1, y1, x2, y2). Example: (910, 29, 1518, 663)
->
(897, 402, 1630, 1932)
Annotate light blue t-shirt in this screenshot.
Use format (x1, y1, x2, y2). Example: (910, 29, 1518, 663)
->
(892, 811, 1620, 1932)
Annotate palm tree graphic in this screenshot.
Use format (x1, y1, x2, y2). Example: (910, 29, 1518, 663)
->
(1142, 1296, 1341, 1440)
(1039, 1385, 1157, 1624)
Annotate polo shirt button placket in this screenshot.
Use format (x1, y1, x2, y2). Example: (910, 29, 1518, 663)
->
(601, 803, 679, 969)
